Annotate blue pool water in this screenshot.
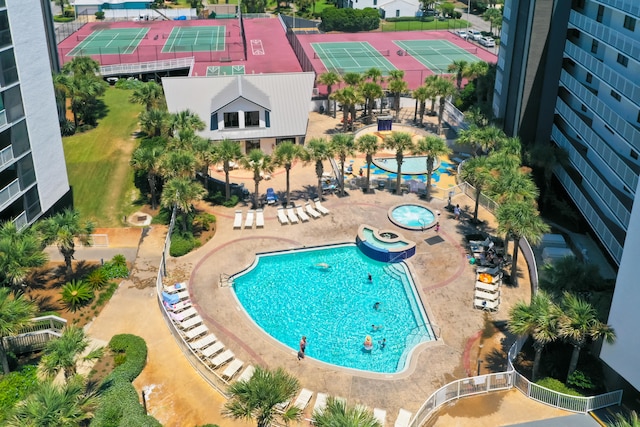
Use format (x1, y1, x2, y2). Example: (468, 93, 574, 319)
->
(390, 205, 435, 229)
(373, 156, 439, 175)
(232, 244, 434, 373)
(362, 228, 409, 249)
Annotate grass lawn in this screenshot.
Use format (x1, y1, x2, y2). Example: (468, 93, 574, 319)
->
(380, 18, 469, 32)
(63, 88, 142, 227)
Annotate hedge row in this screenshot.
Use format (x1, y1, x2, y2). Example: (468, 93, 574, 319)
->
(320, 7, 380, 32)
(91, 334, 162, 427)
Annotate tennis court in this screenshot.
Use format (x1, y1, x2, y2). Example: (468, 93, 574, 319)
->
(311, 41, 397, 74)
(206, 65, 245, 76)
(162, 26, 227, 53)
(394, 40, 479, 73)
(67, 28, 149, 56)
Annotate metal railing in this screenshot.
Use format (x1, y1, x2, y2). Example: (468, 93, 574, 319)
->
(0, 178, 20, 209)
(0, 143, 12, 169)
(2, 315, 67, 354)
(100, 57, 195, 77)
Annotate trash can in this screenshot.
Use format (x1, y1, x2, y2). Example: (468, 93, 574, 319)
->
(377, 180, 386, 191)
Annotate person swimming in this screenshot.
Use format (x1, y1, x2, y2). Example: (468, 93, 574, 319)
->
(315, 263, 330, 269)
(379, 338, 386, 349)
(371, 324, 383, 331)
(373, 302, 380, 310)
(363, 335, 373, 350)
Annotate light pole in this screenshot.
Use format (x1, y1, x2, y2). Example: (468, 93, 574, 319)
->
(467, 0, 470, 30)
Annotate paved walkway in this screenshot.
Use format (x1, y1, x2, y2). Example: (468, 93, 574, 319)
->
(83, 111, 577, 426)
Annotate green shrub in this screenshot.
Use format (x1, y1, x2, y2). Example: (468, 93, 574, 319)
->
(170, 232, 200, 257)
(194, 212, 216, 231)
(0, 365, 38, 423)
(96, 282, 118, 307)
(101, 255, 129, 279)
(320, 7, 380, 32)
(95, 11, 105, 20)
(113, 353, 127, 367)
(535, 377, 583, 396)
(567, 370, 596, 391)
(91, 334, 161, 427)
(53, 16, 75, 22)
(111, 254, 127, 268)
(61, 279, 94, 311)
(87, 268, 109, 291)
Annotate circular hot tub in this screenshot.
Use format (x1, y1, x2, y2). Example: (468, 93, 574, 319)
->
(388, 204, 436, 230)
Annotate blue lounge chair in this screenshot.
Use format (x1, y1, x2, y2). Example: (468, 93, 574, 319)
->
(266, 188, 278, 205)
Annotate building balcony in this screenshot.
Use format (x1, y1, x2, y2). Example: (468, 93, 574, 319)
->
(588, 0, 640, 16)
(0, 177, 19, 209)
(0, 144, 12, 170)
(569, 10, 640, 61)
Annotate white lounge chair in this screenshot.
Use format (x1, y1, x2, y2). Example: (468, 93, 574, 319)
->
(275, 399, 290, 412)
(305, 202, 321, 219)
(314, 198, 330, 215)
(244, 209, 254, 229)
(184, 324, 208, 340)
(210, 349, 234, 368)
(237, 365, 255, 382)
(190, 334, 217, 350)
(474, 289, 500, 301)
(174, 289, 189, 301)
(313, 392, 327, 414)
(164, 282, 187, 293)
(374, 408, 387, 426)
(394, 408, 412, 427)
(163, 299, 191, 312)
(179, 315, 203, 330)
(293, 388, 313, 410)
(256, 209, 264, 228)
(222, 358, 244, 381)
(233, 210, 243, 229)
(277, 208, 289, 225)
(296, 205, 310, 222)
(286, 206, 299, 224)
(474, 298, 500, 311)
(169, 307, 197, 322)
(201, 340, 225, 358)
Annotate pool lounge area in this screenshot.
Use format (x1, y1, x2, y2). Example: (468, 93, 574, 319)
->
(356, 224, 417, 262)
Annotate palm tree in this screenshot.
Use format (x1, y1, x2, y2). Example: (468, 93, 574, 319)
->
(131, 142, 165, 210)
(40, 326, 103, 382)
(138, 108, 170, 137)
(318, 71, 342, 118)
(355, 134, 379, 193)
(305, 138, 333, 200)
(457, 125, 486, 156)
(169, 109, 205, 136)
(161, 177, 207, 232)
(477, 125, 507, 154)
(488, 169, 539, 206)
(383, 132, 414, 194)
(129, 81, 164, 112)
(413, 135, 451, 200)
(0, 288, 36, 374)
(387, 70, 408, 121)
(508, 292, 560, 381)
(359, 82, 383, 124)
(411, 85, 430, 125)
(447, 59, 469, 90)
(482, 7, 502, 34)
(538, 256, 607, 298)
(313, 396, 382, 427)
(52, 73, 69, 124)
(160, 149, 198, 180)
(66, 75, 107, 127)
(364, 67, 384, 114)
(423, 74, 439, 115)
(496, 201, 550, 287)
(433, 76, 457, 135)
(223, 366, 302, 427)
(608, 410, 640, 427)
(38, 209, 94, 277)
(61, 56, 101, 76)
(331, 87, 360, 133)
(330, 133, 356, 197)
(7, 375, 98, 427)
(239, 149, 273, 209)
(459, 156, 492, 222)
(191, 136, 217, 190)
(212, 139, 243, 201)
(559, 292, 616, 381)
(272, 141, 304, 206)
(0, 221, 48, 290)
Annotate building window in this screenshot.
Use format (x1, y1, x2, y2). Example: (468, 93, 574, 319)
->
(586, 72, 592, 83)
(572, 0, 585, 10)
(210, 113, 218, 130)
(631, 150, 638, 160)
(224, 112, 239, 128)
(591, 39, 599, 53)
(373, 0, 376, 4)
(617, 53, 628, 67)
(395, 9, 399, 17)
(245, 140, 260, 152)
(265, 111, 270, 127)
(244, 111, 260, 127)
(610, 90, 621, 101)
(596, 5, 604, 23)
(581, 104, 587, 112)
(624, 15, 636, 31)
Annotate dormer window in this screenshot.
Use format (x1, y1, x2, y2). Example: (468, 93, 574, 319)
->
(245, 111, 260, 127)
(224, 112, 239, 128)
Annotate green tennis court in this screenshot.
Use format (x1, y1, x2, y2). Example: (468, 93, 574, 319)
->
(162, 26, 226, 53)
(67, 28, 149, 56)
(311, 42, 397, 74)
(394, 40, 480, 73)
(206, 65, 245, 76)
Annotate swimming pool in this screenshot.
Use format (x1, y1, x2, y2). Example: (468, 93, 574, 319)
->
(357, 225, 416, 262)
(361, 228, 409, 249)
(372, 156, 441, 175)
(232, 244, 434, 373)
(389, 204, 436, 230)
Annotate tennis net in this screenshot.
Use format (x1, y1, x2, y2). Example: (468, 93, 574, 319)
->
(313, 49, 390, 59)
(76, 33, 148, 41)
(162, 31, 231, 39)
(401, 47, 478, 56)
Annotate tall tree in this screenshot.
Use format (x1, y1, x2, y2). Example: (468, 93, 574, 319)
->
(359, 82, 383, 124)
(412, 135, 451, 200)
(0, 221, 48, 290)
(330, 133, 356, 197)
(383, 132, 414, 194)
(0, 288, 36, 374)
(496, 201, 550, 287)
(457, 125, 484, 156)
(39, 326, 103, 382)
(138, 108, 170, 137)
(212, 139, 243, 201)
(38, 209, 94, 277)
(313, 396, 382, 427)
(131, 142, 165, 210)
(129, 81, 165, 112)
(239, 149, 273, 209)
(169, 109, 205, 137)
(318, 71, 342, 118)
(355, 134, 379, 194)
(433, 76, 457, 135)
(387, 70, 408, 122)
(447, 59, 469, 90)
(559, 292, 616, 381)
(508, 292, 560, 381)
(60, 57, 107, 128)
(161, 177, 207, 232)
(411, 85, 430, 125)
(305, 138, 333, 200)
(272, 141, 304, 206)
(331, 87, 361, 133)
(223, 366, 302, 427)
(482, 7, 503, 34)
(160, 149, 198, 180)
(458, 156, 492, 222)
(423, 74, 439, 115)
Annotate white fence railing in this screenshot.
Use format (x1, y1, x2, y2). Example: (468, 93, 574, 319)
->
(0, 178, 20, 209)
(100, 57, 195, 77)
(2, 315, 67, 354)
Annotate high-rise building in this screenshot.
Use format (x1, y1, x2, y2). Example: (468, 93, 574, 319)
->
(494, 0, 640, 393)
(0, 0, 70, 228)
